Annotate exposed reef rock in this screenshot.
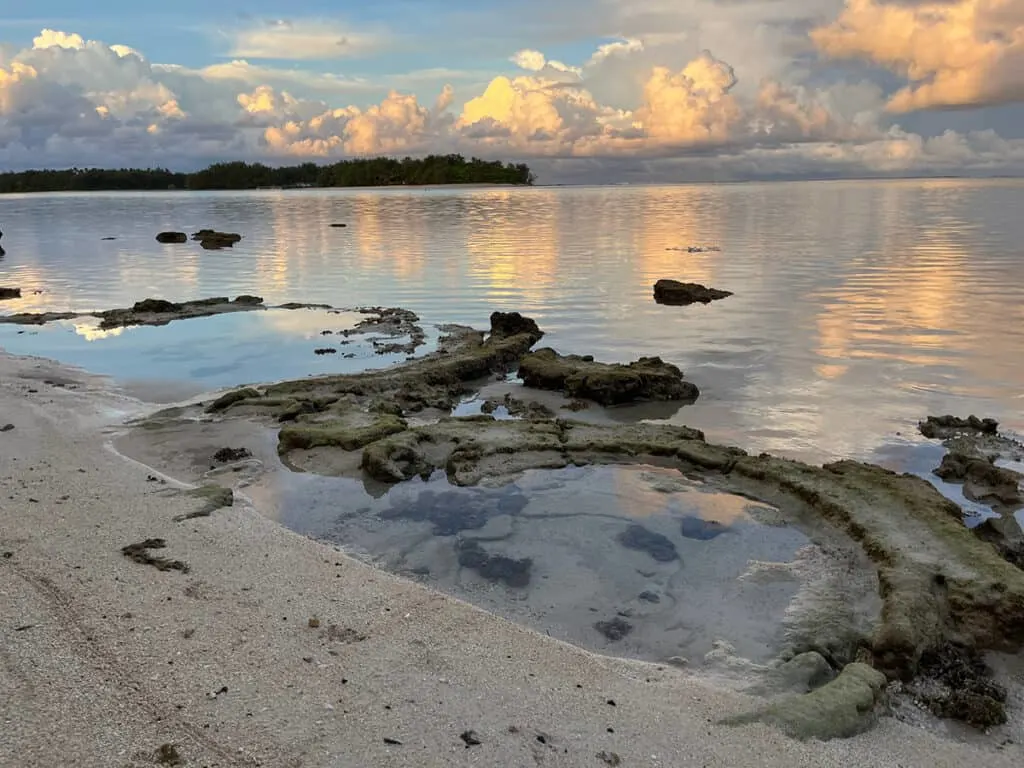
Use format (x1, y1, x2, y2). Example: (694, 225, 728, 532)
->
(142, 316, 1024, 732)
(919, 415, 999, 439)
(203, 312, 544, 422)
(517, 348, 699, 406)
(909, 643, 1008, 728)
(653, 279, 733, 306)
(919, 414, 1024, 509)
(973, 515, 1024, 570)
(96, 296, 266, 329)
(723, 663, 887, 740)
(156, 231, 187, 244)
(191, 229, 242, 249)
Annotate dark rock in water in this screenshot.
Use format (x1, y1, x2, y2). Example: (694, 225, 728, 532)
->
(212, 447, 252, 463)
(456, 539, 532, 588)
(679, 516, 729, 540)
(518, 348, 699, 406)
(330, 223, 348, 228)
(617, 524, 679, 562)
(973, 516, 1024, 569)
(653, 279, 733, 306)
(638, 590, 661, 603)
(191, 229, 242, 249)
(101, 237, 117, 241)
(935, 452, 1022, 504)
(233, 295, 264, 305)
(490, 311, 543, 340)
(156, 231, 187, 244)
(0, 287, 21, 300)
(314, 348, 337, 355)
(132, 298, 179, 313)
(914, 643, 1007, 728)
(594, 617, 633, 641)
(919, 415, 999, 439)
(380, 489, 521, 536)
(1, 423, 14, 433)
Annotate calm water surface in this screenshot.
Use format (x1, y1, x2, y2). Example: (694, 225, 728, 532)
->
(2, 180, 1023, 462)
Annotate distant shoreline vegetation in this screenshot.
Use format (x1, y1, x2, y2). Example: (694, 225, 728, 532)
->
(0, 155, 535, 194)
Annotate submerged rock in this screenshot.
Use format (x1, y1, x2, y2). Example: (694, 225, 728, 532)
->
(518, 348, 699, 406)
(616, 524, 679, 562)
(653, 279, 733, 306)
(594, 617, 633, 642)
(679, 516, 729, 540)
(156, 231, 187, 244)
(0, 287, 20, 300)
(455, 539, 532, 588)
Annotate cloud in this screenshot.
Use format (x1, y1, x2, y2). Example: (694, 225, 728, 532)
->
(226, 18, 390, 61)
(0, 21, 1023, 179)
(812, 0, 1024, 112)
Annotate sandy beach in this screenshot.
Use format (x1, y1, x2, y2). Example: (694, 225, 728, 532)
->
(1, 348, 1021, 767)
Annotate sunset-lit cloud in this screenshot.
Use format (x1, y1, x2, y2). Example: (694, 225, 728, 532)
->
(1, 1, 1023, 179)
(812, 0, 1024, 112)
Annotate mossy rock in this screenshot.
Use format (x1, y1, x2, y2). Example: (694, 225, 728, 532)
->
(518, 348, 699, 406)
(206, 388, 262, 413)
(278, 416, 407, 453)
(723, 663, 887, 740)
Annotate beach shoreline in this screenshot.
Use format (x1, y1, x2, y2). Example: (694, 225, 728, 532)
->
(1, 348, 1021, 767)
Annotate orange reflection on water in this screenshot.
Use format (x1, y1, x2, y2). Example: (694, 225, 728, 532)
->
(464, 189, 560, 301)
(610, 466, 760, 524)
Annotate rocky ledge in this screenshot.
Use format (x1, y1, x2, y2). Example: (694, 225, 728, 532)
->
(517, 348, 699, 406)
(142, 312, 1024, 735)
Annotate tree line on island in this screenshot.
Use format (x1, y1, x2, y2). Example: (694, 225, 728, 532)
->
(0, 155, 535, 193)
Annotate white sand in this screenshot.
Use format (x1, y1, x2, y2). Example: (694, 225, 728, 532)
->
(1, 350, 1020, 767)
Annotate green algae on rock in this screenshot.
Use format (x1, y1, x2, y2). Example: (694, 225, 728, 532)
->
(517, 348, 699, 406)
(278, 415, 407, 453)
(722, 663, 887, 740)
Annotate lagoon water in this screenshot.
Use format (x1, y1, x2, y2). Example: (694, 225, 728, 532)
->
(2, 179, 1022, 463)
(6, 179, 1023, 668)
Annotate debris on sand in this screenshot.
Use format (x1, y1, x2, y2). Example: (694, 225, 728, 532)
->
(616, 524, 679, 562)
(0, 287, 21, 300)
(155, 232, 187, 244)
(154, 743, 185, 765)
(121, 539, 190, 573)
(653, 279, 733, 306)
(518, 348, 699, 406)
(460, 730, 483, 747)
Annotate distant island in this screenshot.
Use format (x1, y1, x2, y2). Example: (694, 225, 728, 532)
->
(0, 155, 534, 194)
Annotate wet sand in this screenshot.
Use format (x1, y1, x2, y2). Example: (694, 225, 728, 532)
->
(1, 350, 1022, 767)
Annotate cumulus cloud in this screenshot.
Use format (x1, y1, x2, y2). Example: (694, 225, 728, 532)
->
(812, 0, 1024, 112)
(226, 18, 389, 60)
(0, 20, 1022, 178)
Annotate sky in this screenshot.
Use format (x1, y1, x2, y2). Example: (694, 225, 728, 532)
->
(1, 0, 1023, 182)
